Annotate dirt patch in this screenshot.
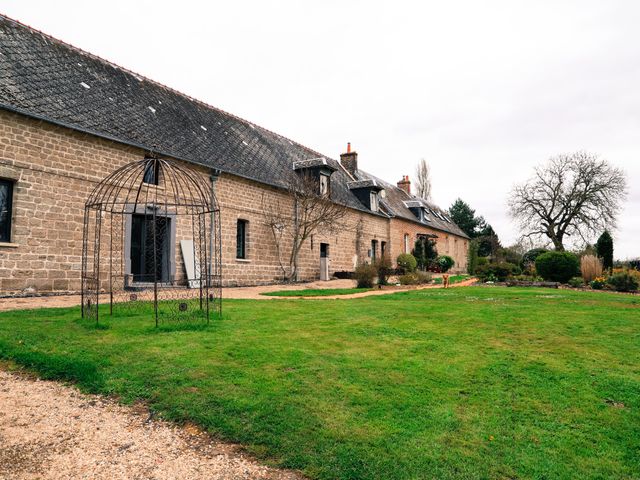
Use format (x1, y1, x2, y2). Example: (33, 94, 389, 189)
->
(0, 369, 303, 479)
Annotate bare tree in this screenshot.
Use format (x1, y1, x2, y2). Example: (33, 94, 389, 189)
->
(508, 151, 627, 251)
(414, 158, 432, 200)
(262, 171, 348, 282)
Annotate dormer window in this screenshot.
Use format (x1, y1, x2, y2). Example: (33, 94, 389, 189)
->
(347, 178, 384, 213)
(403, 200, 430, 223)
(292, 157, 337, 197)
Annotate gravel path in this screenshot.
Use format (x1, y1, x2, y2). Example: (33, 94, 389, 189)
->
(0, 370, 303, 480)
(0, 277, 476, 311)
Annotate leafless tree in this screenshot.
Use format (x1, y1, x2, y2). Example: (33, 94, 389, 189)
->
(415, 158, 432, 200)
(508, 151, 627, 251)
(262, 171, 348, 282)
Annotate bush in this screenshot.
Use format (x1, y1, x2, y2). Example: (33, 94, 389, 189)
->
(375, 254, 393, 285)
(607, 272, 639, 292)
(512, 274, 543, 282)
(496, 247, 523, 266)
(535, 251, 580, 283)
(398, 271, 433, 285)
(396, 253, 417, 273)
(437, 255, 455, 273)
(590, 277, 606, 290)
(580, 255, 603, 283)
(493, 262, 517, 281)
(475, 262, 518, 282)
(354, 262, 377, 288)
(522, 248, 548, 268)
(477, 257, 489, 267)
(568, 277, 585, 288)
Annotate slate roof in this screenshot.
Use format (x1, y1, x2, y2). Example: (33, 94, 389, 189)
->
(0, 14, 468, 238)
(355, 170, 469, 238)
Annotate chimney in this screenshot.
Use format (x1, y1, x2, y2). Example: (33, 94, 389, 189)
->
(397, 175, 411, 195)
(340, 142, 358, 177)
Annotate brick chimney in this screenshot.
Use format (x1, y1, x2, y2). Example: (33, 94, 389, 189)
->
(397, 175, 411, 195)
(340, 142, 358, 177)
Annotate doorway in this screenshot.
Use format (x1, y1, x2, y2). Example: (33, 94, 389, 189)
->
(320, 243, 330, 281)
(130, 213, 171, 283)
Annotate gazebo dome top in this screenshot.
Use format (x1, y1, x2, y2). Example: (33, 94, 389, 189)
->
(85, 156, 218, 213)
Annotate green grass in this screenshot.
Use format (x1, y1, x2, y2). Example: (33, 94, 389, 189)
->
(0, 287, 638, 479)
(262, 287, 372, 297)
(433, 274, 470, 285)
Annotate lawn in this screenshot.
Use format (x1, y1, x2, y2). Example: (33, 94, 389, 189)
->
(262, 287, 372, 297)
(0, 287, 638, 479)
(433, 274, 470, 285)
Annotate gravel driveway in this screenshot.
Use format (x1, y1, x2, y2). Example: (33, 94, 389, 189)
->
(0, 370, 302, 479)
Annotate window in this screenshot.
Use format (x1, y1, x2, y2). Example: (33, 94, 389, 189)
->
(0, 179, 13, 243)
(370, 191, 378, 212)
(404, 234, 410, 253)
(143, 159, 160, 185)
(371, 240, 378, 261)
(319, 173, 330, 196)
(236, 219, 248, 259)
(381, 241, 387, 257)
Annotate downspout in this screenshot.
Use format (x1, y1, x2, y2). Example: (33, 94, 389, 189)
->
(209, 169, 221, 278)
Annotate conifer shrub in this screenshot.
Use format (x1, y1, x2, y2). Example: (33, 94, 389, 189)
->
(396, 253, 417, 273)
(535, 251, 580, 283)
(437, 255, 455, 273)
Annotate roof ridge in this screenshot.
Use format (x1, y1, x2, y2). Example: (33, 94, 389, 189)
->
(0, 13, 329, 161)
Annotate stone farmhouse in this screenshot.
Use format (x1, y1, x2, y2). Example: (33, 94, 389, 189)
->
(0, 15, 469, 295)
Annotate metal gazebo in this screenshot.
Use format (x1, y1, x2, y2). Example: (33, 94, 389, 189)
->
(81, 155, 222, 325)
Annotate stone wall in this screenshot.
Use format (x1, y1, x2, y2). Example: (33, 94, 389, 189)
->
(0, 110, 391, 294)
(389, 217, 469, 273)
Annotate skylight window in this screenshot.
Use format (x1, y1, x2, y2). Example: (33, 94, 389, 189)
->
(80, 82, 90, 89)
(201, 125, 207, 131)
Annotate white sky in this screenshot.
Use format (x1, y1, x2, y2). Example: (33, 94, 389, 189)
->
(2, 0, 638, 258)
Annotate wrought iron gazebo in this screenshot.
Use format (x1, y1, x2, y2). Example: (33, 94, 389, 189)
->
(81, 155, 222, 325)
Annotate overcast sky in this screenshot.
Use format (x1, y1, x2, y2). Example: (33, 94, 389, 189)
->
(2, 0, 638, 258)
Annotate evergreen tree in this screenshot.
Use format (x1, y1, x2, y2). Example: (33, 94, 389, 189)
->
(448, 199, 478, 238)
(412, 237, 438, 270)
(476, 221, 502, 258)
(412, 239, 426, 270)
(595, 230, 614, 271)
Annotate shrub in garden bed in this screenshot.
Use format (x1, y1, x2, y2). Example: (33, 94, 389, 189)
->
(607, 272, 639, 292)
(476, 262, 518, 282)
(535, 251, 580, 283)
(590, 277, 607, 290)
(437, 255, 455, 273)
(396, 253, 417, 273)
(375, 255, 393, 285)
(354, 263, 377, 288)
(568, 277, 585, 288)
(398, 271, 433, 285)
